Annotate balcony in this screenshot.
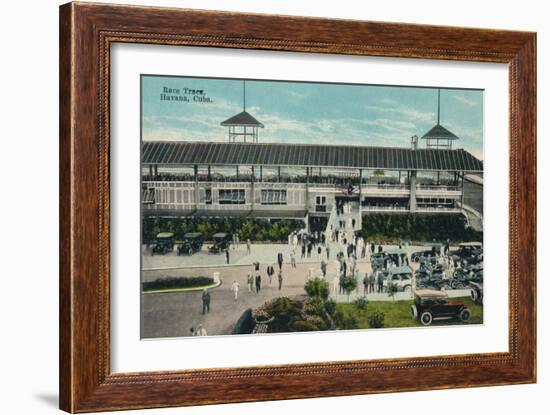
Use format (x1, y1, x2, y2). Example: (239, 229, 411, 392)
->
(416, 184, 461, 198)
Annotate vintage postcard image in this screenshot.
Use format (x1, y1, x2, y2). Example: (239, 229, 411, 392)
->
(140, 76, 484, 338)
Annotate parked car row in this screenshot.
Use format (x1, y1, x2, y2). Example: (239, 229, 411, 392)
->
(149, 232, 233, 256)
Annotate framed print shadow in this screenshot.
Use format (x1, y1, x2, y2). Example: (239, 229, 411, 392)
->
(59, 2, 536, 413)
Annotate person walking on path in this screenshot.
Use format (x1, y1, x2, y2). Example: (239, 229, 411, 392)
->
(201, 289, 211, 314)
(326, 244, 330, 260)
(255, 273, 262, 293)
(290, 250, 297, 268)
(278, 270, 283, 290)
(277, 252, 284, 270)
(320, 259, 327, 277)
(332, 274, 340, 297)
(362, 273, 369, 296)
(369, 272, 376, 294)
(342, 260, 347, 279)
(247, 272, 253, 292)
(339, 272, 345, 295)
(350, 255, 356, 275)
(246, 238, 251, 255)
(301, 243, 306, 259)
(377, 271, 384, 293)
(267, 264, 274, 286)
(225, 249, 230, 264)
(231, 280, 240, 302)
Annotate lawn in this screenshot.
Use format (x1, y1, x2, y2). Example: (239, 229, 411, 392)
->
(336, 297, 483, 329)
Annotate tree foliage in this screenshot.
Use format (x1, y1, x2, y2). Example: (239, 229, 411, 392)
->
(356, 213, 482, 243)
(142, 217, 305, 243)
(368, 310, 386, 328)
(304, 278, 330, 302)
(387, 282, 399, 300)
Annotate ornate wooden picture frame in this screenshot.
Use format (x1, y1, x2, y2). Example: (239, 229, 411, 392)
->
(59, 2, 536, 412)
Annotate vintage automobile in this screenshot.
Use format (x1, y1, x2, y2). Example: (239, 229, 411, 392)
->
(415, 271, 451, 291)
(370, 252, 388, 270)
(382, 266, 413, 292)
(151, 232, 175, 256)
(177, 232, 204, 256)
(470, 281, 484, 304)
(208, 232, 232, 254)
(451, 266, 483, 289)
(450, 242, 483, 263)
(384, 248, 409, 266)
(411, 243, 443, 262)
(410, 289, 471, 326)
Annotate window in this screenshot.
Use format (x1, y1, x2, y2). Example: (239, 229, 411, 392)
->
(205, 188, 212, 205)
(218, 189, 245, 204)
(261, 189, 287, 205)
(316, 196, 326, 205)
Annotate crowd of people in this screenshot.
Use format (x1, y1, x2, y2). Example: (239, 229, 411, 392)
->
(185, 200, 482, 337)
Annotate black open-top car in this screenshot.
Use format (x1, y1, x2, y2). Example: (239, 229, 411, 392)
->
(208, 232, 232, 254)
(411, 289, 471, 326)
(450, 242, 483, 263)
(151, 232, 175, 256)
(177, 232, 204, 256)
(411, 243, 443, 262)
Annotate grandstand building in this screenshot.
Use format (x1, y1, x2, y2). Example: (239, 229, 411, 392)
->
(141, 88, 483, 230)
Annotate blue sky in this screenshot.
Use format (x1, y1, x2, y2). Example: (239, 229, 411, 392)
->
(142, 75, 484, 159)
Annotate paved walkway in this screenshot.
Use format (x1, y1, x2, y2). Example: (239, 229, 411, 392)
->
(142, 261, 319, 338)
(141, 202, 469, 337)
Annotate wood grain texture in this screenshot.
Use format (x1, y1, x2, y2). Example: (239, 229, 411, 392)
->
(59, 2, 537, 412)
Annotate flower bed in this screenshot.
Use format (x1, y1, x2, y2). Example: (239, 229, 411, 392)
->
(142, 276, 214, 292)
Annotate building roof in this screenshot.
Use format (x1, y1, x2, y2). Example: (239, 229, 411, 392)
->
(220, 111, 264, 127)
(421, 124, 459, 140)
(142, 141, 483, 172)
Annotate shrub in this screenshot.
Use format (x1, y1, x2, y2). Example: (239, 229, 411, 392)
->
(324, 299, 337, 317)
(289, 319, 321, 332)
(368, 310, 386, 329)
(387, 283, 399, 300)
(353, 297, 369, 311)
(356, 213, 482, 243)
(333, 309, 359, 330)
(142, 276, 213, 292)
(142, 217, 305, 243)
(258, 297, 303, 333)
(304, 278, 330, 301)
(341, 276, 357, 299)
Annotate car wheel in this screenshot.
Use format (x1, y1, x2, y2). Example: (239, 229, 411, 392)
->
(460, 308, 471, 322)
(470, 289, 478, 302)
(451, 280, 458, 289)
(420, 311, 433, 326)
(414, 257, 419, 263)
(403, 285, 412, 293)
(410, 304, 418, 319)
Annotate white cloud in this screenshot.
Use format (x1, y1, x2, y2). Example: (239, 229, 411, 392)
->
(452, 94, 477, 107)
(364, 104, 434, 124)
